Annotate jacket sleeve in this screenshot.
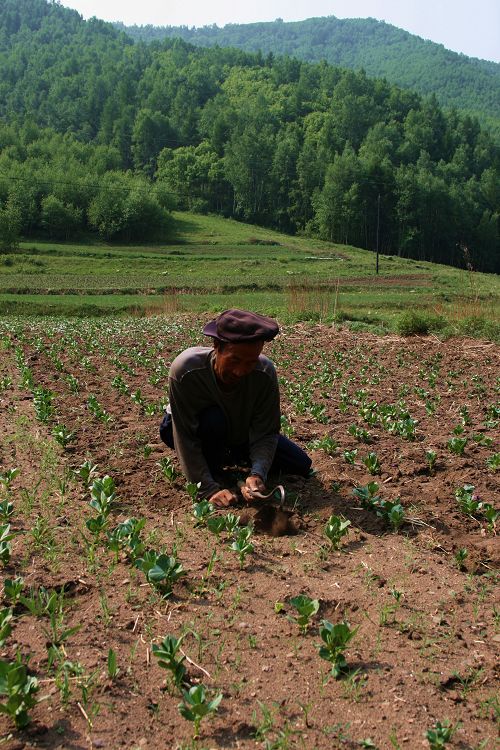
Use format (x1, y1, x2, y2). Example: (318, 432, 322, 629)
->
(248, 367, 280, 482)
(168, 375, 220, 499)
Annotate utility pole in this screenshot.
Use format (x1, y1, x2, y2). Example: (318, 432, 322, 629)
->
(376, 192, 380, 275)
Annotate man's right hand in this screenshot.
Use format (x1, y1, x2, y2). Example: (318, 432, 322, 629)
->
(209, 489, 237, 508)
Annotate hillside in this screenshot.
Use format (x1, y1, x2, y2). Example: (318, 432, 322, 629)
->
(116, 16, 500, 136)
(0, 0, 499, 273)
(1, 212, 499, 344)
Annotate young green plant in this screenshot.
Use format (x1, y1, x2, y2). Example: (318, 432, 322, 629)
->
(318, 619, 358, 679)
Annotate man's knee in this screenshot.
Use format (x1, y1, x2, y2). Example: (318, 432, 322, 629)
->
(159, 412, 174, 448)
(160, 406, 228, 450)
(274, 434, 312, 476)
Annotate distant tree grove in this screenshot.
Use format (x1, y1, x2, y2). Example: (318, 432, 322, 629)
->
(0, 0, 498, 272)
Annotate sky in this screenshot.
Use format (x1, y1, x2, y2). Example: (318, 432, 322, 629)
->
(62, 0, 500, 63)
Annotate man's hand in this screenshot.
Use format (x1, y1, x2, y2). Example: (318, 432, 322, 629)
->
(209, 488, 237, 508)
(240, 474, 266, 503)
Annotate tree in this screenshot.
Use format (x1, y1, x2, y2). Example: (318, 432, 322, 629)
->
(313, 146, 364, 244)
(40, 194, 83, 239)
(131, 108, 174, 176)
(0, 198, 21, 251)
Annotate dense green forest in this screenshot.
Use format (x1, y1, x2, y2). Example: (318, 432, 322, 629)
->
(0, 0, 499, 272)
(116, 16, 500, 137)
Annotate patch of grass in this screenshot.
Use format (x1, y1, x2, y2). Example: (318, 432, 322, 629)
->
(396, 311, 446, 336)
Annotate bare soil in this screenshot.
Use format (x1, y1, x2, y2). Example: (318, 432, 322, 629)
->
(0, 319, 498, 750)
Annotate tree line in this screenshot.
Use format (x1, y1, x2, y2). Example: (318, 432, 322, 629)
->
(0, 0, 498, 272)
(116, 15, 500, 137)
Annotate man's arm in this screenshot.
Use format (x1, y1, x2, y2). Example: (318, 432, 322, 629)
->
(247, 365, 280, 482)
(168, 375, 220, 499)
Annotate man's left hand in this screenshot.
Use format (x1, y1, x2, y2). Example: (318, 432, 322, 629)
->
(240, 474, 266, 503)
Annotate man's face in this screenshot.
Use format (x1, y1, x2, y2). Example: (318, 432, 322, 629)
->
(213, 340, 264, 388)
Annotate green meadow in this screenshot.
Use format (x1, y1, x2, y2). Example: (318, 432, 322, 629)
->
(1, 212, 498, 339)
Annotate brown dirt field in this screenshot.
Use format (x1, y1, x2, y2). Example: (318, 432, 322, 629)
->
(0, 318, 498, 750)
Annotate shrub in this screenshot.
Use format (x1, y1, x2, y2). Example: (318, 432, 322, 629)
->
(397, 311, 445, 336)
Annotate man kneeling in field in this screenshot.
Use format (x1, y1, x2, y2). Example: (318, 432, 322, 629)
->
(160, 309, 312, 508)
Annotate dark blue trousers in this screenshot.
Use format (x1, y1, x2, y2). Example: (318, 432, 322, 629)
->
(160, 406, 312, 478)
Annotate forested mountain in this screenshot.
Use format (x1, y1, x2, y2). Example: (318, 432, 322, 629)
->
(0, 0, 499, 272)
(116, 16, 500, 137)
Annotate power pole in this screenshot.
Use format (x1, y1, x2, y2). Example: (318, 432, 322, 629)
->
(376, 192, 380, 275)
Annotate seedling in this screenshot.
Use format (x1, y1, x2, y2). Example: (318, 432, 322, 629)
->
(107, 517, 146, 562)
(107, 648, 119, 680)
(206, 516, 227, 536)
(447, 437, 467, 456)
(152, 634, 187, 689)
(0, 375, 13, 391)
(186, 482, 201, 502)
(33, 386, 55, 423)
(318, 619, 358, 679)
(352, 482, 381, 508)
(425, 720, 458, 749)
(52, 424, 75, 448)
(486, 452, 500, 471)
(192, 500, 214, 526)
(85, 513, 108, 539)
(377, 498, 405, 531)
(343, 449, 358, 464)
(472, 433, 493, 447)
(111, 375, 129, 394)
(135, 551, 184, 596)
(230, 525, 254, 568)
(0, 499, 14, 521)
(65, 373, 79, 394)
(348, 425, 372, 443)
(390, 588, 404, 604)
(396, 417, 417, 441)
(308, 435, 337, 455)
(482, 504, 499, 533)
(0, 524, 16, 565)
(224, 514, 241, 534)
(4, 577, 24, 604)
(352, 484, 405, 530)
(280, 414, 294, 437)
(18, 585, 57, 617)
(178, 684, 222, 738)
(90, 475, 117, 518)
(0, 468, 20, 491)
(0, 608, 13, 647)
(459, 406, 471, 426)
(87, 394, 112, 424)
(425, 450, 437, 474)
(76, 460, 99, 486)
(289, 595, 320, 633)
(362, 452, 381, 475)
(144, 402, 160, 417)
(454, 548, 468, 569)
(324, 515, 351, 550)
(0, 654, 39, 728)
(131, 389, 145, 408)
(42, 591, 81, 649)
(157, 457, 178, 481)
(454, 484, 481, 516)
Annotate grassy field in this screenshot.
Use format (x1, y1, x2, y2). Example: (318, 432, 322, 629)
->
(1, 212, 498, 338)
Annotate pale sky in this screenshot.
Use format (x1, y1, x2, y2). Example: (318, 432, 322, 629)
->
(62, 0, 500, 63)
